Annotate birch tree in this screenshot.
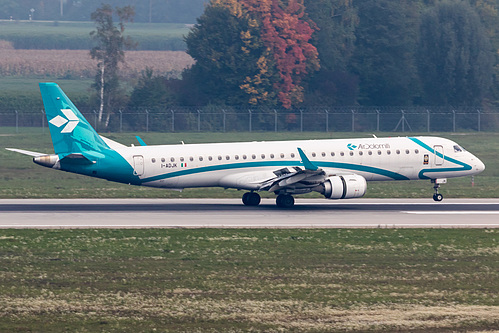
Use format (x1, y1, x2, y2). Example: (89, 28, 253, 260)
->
(90, 4, 135, 128)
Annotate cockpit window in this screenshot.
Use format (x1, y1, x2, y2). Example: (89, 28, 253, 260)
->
(453, 145, 464, 153)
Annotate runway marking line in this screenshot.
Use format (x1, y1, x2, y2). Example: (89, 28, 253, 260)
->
(403, 211, 499, 215)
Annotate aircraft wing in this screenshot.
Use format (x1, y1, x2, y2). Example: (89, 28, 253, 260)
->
(258, 147, 327, 193)
(258, 166, 326, 193)
(218, 147, 328, 192)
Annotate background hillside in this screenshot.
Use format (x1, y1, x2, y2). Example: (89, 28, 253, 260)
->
(0, 0, 207, 23)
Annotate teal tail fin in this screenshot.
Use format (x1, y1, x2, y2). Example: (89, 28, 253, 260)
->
(40, 82, 109, 155)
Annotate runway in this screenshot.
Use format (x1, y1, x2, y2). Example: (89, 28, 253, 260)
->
(1, 198, 499, 228)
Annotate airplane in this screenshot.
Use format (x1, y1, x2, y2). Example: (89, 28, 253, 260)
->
(7, 83, 485, 208)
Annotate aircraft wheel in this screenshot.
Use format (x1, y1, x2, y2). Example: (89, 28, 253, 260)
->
(242, 192, 250, 205)
(276, 194, 295, 208)
(433, 193, 443, 202)
(243, 192, 261, 206)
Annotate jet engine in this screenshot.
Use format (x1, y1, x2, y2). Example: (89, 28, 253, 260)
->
(322, 174, 367, 199)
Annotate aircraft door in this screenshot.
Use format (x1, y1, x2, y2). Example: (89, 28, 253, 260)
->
(433, 145, 444, 166)
(133, 155, 144, 176)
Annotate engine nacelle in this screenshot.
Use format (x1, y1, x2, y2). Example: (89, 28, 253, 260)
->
(322, 175, 367, 199)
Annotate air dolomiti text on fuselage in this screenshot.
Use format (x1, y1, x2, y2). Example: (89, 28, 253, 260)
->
(6, 83, 485, 208)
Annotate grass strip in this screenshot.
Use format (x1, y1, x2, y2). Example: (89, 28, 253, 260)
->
(0, 228, 498, 332)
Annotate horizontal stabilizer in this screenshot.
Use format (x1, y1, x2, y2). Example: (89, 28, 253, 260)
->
(5, 148, 46, 157)
(60, 153, 95, 165)
(100, 135, 126, 149)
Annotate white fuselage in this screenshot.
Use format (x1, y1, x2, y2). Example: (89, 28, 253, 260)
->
(115, 136, 485, 190)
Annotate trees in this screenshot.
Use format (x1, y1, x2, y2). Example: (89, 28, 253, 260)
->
(90, 4, 135, 128)
(350, 0, 420, 106)
(418, 0, 494, 106)
(184, 0, 276, 106)
(305, 0, 357, 73)
(304, 0, 359, 105)
(184, 0, 319, 109)
(241, 0, 320, 108)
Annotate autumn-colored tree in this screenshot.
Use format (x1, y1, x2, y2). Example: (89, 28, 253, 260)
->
(185, 0, 278, 106)
(185, 0, 319, 108)
(241, 0, 320, 108)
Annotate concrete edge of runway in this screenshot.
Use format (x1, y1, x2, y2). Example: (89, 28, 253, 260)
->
(1, 198, 499, 229)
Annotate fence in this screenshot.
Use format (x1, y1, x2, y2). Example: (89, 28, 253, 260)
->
(1, 106, 498, 133)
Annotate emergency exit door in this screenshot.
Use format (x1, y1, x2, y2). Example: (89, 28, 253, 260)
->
(433, 145, 444, 166)
(133, 155, 144, 176)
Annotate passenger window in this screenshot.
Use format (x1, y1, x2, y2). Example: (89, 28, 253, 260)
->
(415, 149, 419, 154)
(252, 154, 256, 159)
(261, 154, 265, 159)
(368, 151, 373, 155)
(405, 149, 410, 154)
(290, 153, 295, 158)
(226, 155, 230, 160)
(270, 154, 275, 159)
(321, 152, 326, 157)
(170, 157, 175, 162)
(312, 152, 316, 157)
(280, 153, 285, 158)
(387, 150, 391, 155)
(331, 152, 335, 157)
(152, 158, 156, 163)
(189, 157, 194, 161)
(340, 152, 345, 156)
(161, 158, 165, 163)
(180, 157, 184, 162)
(349, 151, 354, 156)
(359, 151, 363, 156)
(396, 150, 401, 154)
(243, 155, 247, 160)
(218, 156, 222, 160)
(208, 156, 213, 161)
(235, 155, 239, 160)
(378, 150, 382, 155)
(199, 156, 204, 161)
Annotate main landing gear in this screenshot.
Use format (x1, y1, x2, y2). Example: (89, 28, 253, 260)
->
(242, 192, 296, 208)
(242, 192, 261, 206)
(276, 194, 295, 208)
(432, 178, 446, 202)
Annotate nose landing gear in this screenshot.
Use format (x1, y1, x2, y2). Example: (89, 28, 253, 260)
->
(431, 178, 446, 202)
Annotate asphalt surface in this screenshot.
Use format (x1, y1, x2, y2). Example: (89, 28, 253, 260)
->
(1, 198, 498, 228)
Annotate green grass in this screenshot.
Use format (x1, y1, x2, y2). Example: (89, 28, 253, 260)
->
(0, 228, 497, 332)
(0, 77, 93, 110)
(1, 131, 497, 199)
(0, 21, 189, 50)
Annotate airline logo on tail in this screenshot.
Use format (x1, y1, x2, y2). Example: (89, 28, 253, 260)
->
(49, 109, 79, 134)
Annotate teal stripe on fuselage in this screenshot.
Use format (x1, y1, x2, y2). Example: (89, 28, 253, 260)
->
(140, 160, 409, 184)
(408, 137, 472, 179)
(317, 161, 409, 180)
(59, 149, 140, 185)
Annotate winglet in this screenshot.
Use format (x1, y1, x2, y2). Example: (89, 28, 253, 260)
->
(297, 147, 318, 171)
(135, 136, 147, 146)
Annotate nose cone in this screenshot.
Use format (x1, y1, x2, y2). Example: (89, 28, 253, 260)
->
(473, 156, 485, 175)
